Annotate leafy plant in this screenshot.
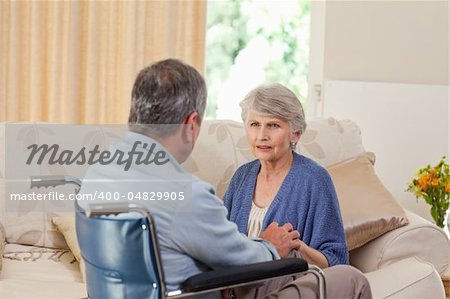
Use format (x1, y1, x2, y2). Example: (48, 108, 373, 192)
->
(407, 157, 450, 228)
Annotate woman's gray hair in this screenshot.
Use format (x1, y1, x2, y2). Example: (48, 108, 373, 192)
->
(240, 83, 307, 134)
(128, 59, 207, 137)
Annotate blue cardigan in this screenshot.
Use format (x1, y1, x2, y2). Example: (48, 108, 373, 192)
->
(223, 152, 349, 266)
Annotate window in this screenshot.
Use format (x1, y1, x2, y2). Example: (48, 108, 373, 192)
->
(205, 0, 311, 120)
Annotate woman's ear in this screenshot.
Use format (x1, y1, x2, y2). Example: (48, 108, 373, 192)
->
(291, 130, 301, 144)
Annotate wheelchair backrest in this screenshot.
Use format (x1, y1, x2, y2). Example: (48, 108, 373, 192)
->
(76, 205, 165, 299)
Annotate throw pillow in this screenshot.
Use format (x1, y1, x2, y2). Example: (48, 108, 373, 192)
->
(327, 152, 409, 250)
(52, 215, 86, 282)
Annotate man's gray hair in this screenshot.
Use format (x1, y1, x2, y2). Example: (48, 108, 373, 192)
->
(240, 83, 307, 134)
(128, 59, 207, 137)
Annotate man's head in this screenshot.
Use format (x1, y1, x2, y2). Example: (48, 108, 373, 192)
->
(129, 59, 207, 132)
(128, 59, 207, 162)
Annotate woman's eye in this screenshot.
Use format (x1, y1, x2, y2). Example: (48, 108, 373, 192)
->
(249, 122, 259, 127)
(269, 123, 280, 128)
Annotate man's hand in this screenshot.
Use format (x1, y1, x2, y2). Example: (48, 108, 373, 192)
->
(259, 222, 301, 258)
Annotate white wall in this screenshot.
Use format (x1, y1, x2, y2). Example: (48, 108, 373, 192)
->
(318, 1, 449, 221)
(323, 0, 448, 85)
(307, 1, 327, 116)
(448, 1, 450, 163)
(323, 80, 448, 221)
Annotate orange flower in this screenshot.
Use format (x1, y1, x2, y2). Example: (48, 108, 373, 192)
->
(431, 178, 440, 187)
(418, 175, 429, 190)
(445, 183, 450, 193)
(407, 157, 450, 228)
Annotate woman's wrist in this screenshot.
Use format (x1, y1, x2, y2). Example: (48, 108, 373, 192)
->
(299, 242, 329, 268)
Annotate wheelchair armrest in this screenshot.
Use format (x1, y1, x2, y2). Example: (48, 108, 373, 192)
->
(181, 258, 308, 292)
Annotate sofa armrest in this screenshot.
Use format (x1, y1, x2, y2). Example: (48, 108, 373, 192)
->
(350, 209, 450, 274)
(364, 257, 445, 299)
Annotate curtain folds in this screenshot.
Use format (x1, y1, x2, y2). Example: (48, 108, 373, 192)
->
(0, 1, 206, 124)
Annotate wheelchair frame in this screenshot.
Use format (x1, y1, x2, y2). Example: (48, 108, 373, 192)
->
(30, 175, 326, 299)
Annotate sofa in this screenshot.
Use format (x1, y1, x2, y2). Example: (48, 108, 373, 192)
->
(0, 118, 449, 299)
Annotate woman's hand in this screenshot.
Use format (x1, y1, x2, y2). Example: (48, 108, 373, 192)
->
(259, 222, 301, 258)
(221, 289, 234, 299)
(297, 239, 329, 269)
(260, 222, 329, 268)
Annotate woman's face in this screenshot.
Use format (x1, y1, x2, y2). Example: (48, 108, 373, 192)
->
(245, 110, 300, 163)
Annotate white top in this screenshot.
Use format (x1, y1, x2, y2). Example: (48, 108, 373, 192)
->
(247, 201, 269, 239)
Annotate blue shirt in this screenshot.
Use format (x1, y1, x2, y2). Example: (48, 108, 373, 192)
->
(78, 131, 279, 294)
(223, 152, 349, 266)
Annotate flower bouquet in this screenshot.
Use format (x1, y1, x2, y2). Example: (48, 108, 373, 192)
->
(406, 157, 450, 228)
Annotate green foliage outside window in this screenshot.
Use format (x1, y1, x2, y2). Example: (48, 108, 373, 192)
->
(206, 0, 311, 120)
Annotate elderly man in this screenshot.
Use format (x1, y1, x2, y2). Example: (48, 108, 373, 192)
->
(79, 59, 371, 299)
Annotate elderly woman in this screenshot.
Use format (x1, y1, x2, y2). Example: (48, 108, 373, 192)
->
(223, 83, 372, 298)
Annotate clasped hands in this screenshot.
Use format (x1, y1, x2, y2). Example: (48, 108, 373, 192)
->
(221, 222, 303, 299)
(259, 222, 302, 258)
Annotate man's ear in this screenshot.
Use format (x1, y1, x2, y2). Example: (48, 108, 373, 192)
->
(182, 112, 201, 144)
(184, 111, 199, 125)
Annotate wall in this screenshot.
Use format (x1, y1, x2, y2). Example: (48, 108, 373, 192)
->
(323, 0, 448, 85)
(320, 1, 449, 222)
(323, 80, 448, 221)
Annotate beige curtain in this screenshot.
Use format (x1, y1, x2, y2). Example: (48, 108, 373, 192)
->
(0, 1, 206, 124)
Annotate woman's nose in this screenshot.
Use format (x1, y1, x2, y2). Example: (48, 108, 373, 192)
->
(257, 127, 268, 140)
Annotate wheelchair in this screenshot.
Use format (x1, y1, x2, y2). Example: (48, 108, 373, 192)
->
(30, 175, 326, 299)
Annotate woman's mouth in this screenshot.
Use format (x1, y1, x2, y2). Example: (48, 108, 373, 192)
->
(256, 145, 272, 150)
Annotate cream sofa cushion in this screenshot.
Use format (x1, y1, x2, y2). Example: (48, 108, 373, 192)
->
(0, 123, 69, 248)
(0, 280, 86, 299)
(365, 257, 445, 299)
(350, 210, 450, 275)
(298, 117, 365, 167)
(0, 123, 117, 248)
(327, 152, 409, 250)
(187, 120, 243, 198)
(52, 215, 86, 282)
